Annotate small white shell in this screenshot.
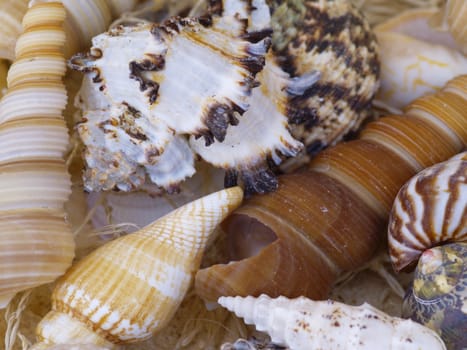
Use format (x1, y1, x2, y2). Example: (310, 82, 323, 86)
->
(218, 294, 446, 350)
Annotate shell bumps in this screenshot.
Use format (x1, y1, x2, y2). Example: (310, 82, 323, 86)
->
(31, 187, 243, 349)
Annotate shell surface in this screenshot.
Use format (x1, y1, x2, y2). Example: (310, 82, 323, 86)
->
(218, 294, 446, 350)
(0, 1, 74, 308)
(32, 187, 243, 348)
(388, 151, 467, 272)
(402, 243, 466, 350)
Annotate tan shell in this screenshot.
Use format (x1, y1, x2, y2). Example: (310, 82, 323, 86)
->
(32, 187, 243, 349)
(388, 152, 467, 272)
(0, 1, 74, 308)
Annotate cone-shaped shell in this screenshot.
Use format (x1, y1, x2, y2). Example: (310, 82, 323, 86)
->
(33, 187, 243, 348)
(218, 294, 446, 350)
(388, 152, 467, 272)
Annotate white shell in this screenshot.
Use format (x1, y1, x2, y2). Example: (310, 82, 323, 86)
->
(218, 294, 446, 350)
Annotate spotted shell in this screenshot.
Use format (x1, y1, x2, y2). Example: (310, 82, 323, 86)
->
(388, 151, 467, 272)
(402, 242, 467, 350)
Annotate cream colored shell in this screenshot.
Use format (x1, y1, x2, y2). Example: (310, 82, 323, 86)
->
(0, 1, 74, 309)
(218, 294, 446, 350)
(388, 152, 467, 272)
(32, 187, 243, 349)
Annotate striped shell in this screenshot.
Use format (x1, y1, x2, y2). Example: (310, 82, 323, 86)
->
(0, 2, 74, 308)
(31, 187, 243, 349)
(218, 294, 446, 350)
(388, 151, 467, 272)
(402, 243, 466, 350)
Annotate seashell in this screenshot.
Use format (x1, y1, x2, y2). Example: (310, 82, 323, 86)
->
(374, 8, 467, 110)
(31, 187, 243, 349)
(0, 0, 28, 60)
(221, 337, 286, 350)
(72, 0, 380, 194)
(218, 294, 446, 350)
(194, 75, 467, 303)
(429, 0, 467, 54)
(0, 1, 74, 308)
(388, 152, 466, 272)
(402, 242, 466, 350)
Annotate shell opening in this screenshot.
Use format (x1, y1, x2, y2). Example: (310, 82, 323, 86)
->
(224, 214, 277, 261)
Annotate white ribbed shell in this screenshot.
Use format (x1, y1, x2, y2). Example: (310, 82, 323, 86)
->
(218, 294, 446, 350)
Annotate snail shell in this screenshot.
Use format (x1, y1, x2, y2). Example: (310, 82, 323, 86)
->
(0, 1, 74, 308)
(31, 187, 243, 349)
(388, 152, 466, 272)
(402, 242, 466, 350)
(218, 294, 446, 350)
(195, 75, 467, 303)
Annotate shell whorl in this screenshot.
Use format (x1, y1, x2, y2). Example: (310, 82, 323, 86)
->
(195, 75, 467, 303)
(388, 152, 466, 272)
(0, 1, 74, 308)
(218, 295, 446, 350)
(33, 187, 243, 348)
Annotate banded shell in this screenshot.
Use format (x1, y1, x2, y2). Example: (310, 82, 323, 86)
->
(402, 243, 466, 350)
(0, 2, 74, 308)
(194, 76, 466, 303)
(72, 0, 380, 194)
(31, 187, 243, 349)
(218, 294, 446, 350)
(388, 152, 467, 272)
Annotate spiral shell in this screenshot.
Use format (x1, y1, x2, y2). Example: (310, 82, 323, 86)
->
(218, 294, 446, 350)
(195, 75, 466, 303)
(31, 187, 243, 349)
(402, 242, 466, 350)
(388, 152, 466, 272)
(0, 1, 74, 308)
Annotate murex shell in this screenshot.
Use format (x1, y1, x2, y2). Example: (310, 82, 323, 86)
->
(388, 151, 467, 272)
(402, 242, 466, 350)
(218, 294, 446, 350)
(72, 0, 380, 194)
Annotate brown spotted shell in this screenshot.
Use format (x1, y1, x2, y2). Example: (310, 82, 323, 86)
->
(388, 152, 467, 272)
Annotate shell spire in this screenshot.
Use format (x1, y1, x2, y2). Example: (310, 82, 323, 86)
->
(32, 187, 243, 349)
(218, 294, 446, 350)
(0, 1, 74, 308)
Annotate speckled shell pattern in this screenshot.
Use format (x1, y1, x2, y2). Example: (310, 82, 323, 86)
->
(194, 75, 467, 303)
(402, 243, 466, 350)
(0, 2, 74, 308)
(388, 152, 466, 272)
(32, 187, 243, 349)
(218, 294, 446, 350)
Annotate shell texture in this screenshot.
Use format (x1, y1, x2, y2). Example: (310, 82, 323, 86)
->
(195, 75, 467, 303)
(0, 0, 28, 60)
(218, 294, 446, 350)
(374, 8, 467, 110)
(402, 242, 466, 350)
(71, 5, 270, 192)
(430, 0, 467, 54)
(388, 152, 466, 272)
(32, 187, 243, 348)
(0, 1, 74, 309)
(73, 0, 380, 194)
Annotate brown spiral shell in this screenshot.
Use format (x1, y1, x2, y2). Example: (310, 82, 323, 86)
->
(194, 75, 467, 302)
(388, 152, 466, 272)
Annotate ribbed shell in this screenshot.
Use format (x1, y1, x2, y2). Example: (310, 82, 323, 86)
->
(0, 2, 74, 308)
(0, 0, 28, 60)
(195, 75, 467, 303)
(388, 152, 466, 272)
(402, 243, 466, 350)
(218, 295, 446, 350)
(32, 187, 243, 348)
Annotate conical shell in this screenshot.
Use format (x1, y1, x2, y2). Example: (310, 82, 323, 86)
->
(218, 295, 446, 350)
(0, 2, 74, 308)
(388, 152, 467, 272)
(33, 187, 243, 348)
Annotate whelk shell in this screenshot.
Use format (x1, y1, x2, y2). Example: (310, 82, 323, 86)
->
(31, 187, 243, 349)
(0, 1, 74, 308)
(194, 75, 467, 303)
(388, 152, 466, 272)
(218, 294, 446, 350)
